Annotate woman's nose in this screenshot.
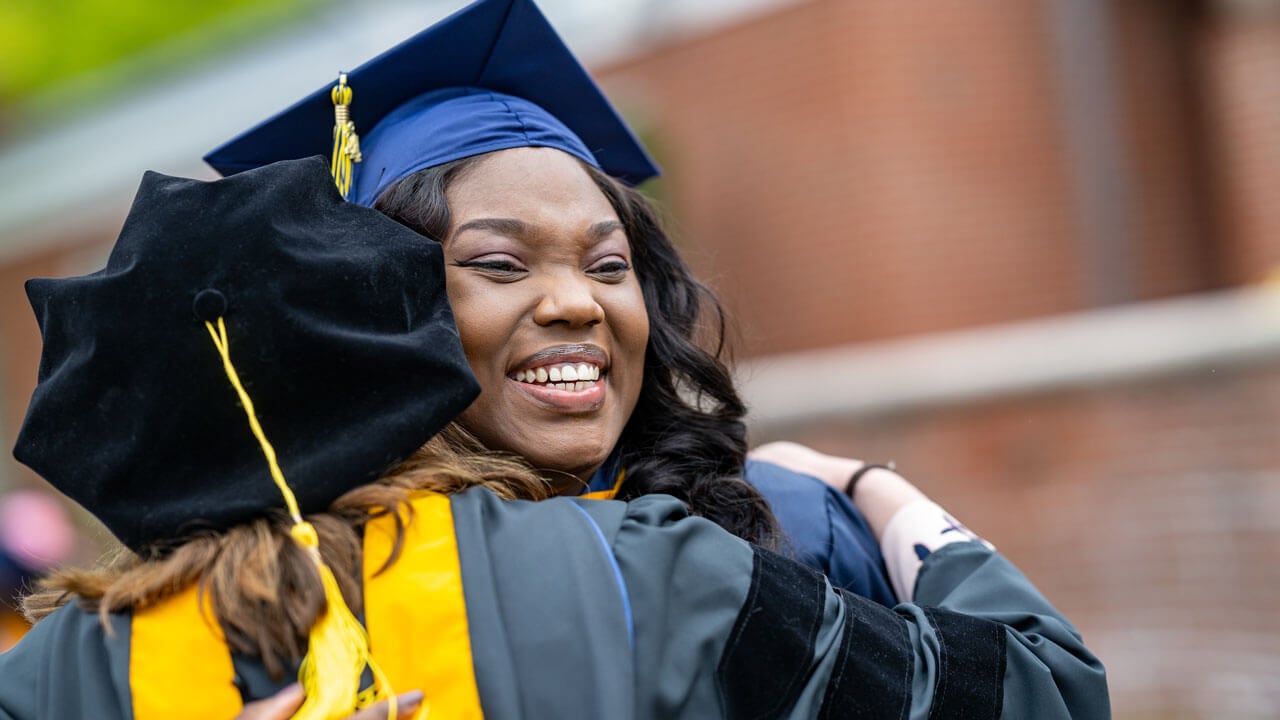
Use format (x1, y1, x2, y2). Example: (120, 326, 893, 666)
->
(532, 272, 605, 328)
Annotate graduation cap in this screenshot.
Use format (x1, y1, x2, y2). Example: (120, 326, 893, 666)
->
(13, 156, 478, 553)
(204, 0, 660, 207)
(14, 156, 477, 717)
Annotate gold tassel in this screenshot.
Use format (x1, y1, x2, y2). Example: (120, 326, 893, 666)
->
(331, 73, 362, 200)
(204, 317, 396, 720)
(289, 523, 397, 720)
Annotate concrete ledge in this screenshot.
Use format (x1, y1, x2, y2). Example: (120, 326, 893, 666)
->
(737, 285, 1280, 429)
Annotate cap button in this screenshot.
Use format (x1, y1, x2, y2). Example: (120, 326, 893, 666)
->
(192, 288, 228, 322)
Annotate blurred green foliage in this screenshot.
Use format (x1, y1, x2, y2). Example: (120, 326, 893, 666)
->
(0, 0, 317, 106)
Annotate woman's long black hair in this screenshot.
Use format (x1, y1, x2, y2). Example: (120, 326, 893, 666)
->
(374, 155, 779, 547)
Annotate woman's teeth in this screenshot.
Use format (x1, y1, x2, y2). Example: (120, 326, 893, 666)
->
(514, 363, 601, 390)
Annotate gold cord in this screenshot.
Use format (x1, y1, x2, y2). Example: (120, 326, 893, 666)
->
(203, 317, 397, 720)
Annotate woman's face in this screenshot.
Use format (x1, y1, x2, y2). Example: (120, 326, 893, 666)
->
(442, 147, 649, 489)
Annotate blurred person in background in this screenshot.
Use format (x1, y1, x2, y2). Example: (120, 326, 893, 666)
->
(0, 490, 74, 651)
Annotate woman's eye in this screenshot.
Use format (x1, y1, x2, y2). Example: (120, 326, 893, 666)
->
(455, 258, 526, 276)
(589, 259, 632, 279)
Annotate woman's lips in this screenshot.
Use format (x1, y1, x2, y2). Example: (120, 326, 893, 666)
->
(507, 344, 609, 412)
(511, 344, 608, 375)
(510, 375, 606, 413)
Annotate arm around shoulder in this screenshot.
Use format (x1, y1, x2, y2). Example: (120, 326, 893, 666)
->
(746, 442, 1110, 718)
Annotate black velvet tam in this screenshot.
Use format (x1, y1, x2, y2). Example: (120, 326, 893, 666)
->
(13, 157, 479, 553)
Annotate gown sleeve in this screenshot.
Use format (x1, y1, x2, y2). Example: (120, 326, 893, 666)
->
(892, 496, 1111, 719)
(606, 494, 1110, 719)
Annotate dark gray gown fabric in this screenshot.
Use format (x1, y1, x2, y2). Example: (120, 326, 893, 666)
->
(0, 489, 1108, 719)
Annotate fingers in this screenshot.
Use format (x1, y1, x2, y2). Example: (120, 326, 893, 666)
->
(232, 686, 424, 720)
(746, 440, 810, 464)
(346, 690, 426, 719)
(233, 684, 303, 720)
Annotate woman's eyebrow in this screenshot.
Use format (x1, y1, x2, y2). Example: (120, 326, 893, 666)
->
(453, 217, 529, 239)
(451, 217, 623, 242)
(589, 220, 625, 239)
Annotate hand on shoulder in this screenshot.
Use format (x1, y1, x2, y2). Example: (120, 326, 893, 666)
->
(748, 441, 864, 493)
(749, 441, 926, 539)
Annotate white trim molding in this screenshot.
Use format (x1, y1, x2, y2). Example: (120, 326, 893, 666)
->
(738, 285, 1280, 430)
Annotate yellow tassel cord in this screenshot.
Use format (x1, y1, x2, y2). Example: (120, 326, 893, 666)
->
(331, 73, 362, 199)
(204, 318, 396, 720)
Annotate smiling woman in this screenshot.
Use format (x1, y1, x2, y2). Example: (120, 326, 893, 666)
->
(373, 144, 780, 544)
(431, 148, 650, 488)
(204, 0, 886, 576)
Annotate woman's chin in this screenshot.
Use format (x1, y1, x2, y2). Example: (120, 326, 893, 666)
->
(459, 394, 630, 492)
(523, 443, 614, 490)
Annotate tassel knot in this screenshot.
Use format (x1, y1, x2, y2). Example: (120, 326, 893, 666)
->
(331, 73, 362, 199)
(291, 522, 320, 549)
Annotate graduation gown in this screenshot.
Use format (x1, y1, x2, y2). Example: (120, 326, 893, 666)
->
(587, 457, 898, 604)
(0, 489, 1108, 719)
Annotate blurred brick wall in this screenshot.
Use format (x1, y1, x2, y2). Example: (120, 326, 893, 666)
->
(599, 0, 1242, 356)
(1112, 0, 1222, 296)
(752, 354, 1280, 718)
(1198, 4, 1280, 284)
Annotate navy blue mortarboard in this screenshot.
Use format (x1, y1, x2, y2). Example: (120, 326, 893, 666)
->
(204, 0, 659, 207)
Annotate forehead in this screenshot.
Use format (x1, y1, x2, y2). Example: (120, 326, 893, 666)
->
(445, 147, 619, 227)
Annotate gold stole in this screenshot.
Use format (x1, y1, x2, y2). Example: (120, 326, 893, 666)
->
(130, 494, 483, 719)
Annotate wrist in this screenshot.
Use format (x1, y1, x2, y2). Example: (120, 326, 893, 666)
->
(849, 467, 928, 540)
(844, 461, 896, 499)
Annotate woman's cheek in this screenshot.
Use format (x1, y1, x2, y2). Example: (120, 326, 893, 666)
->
(613, 282, 650, 349)
(444, 277, 501, 371)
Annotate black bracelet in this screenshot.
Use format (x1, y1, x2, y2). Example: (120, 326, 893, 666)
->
(845, 461, 896, 500)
